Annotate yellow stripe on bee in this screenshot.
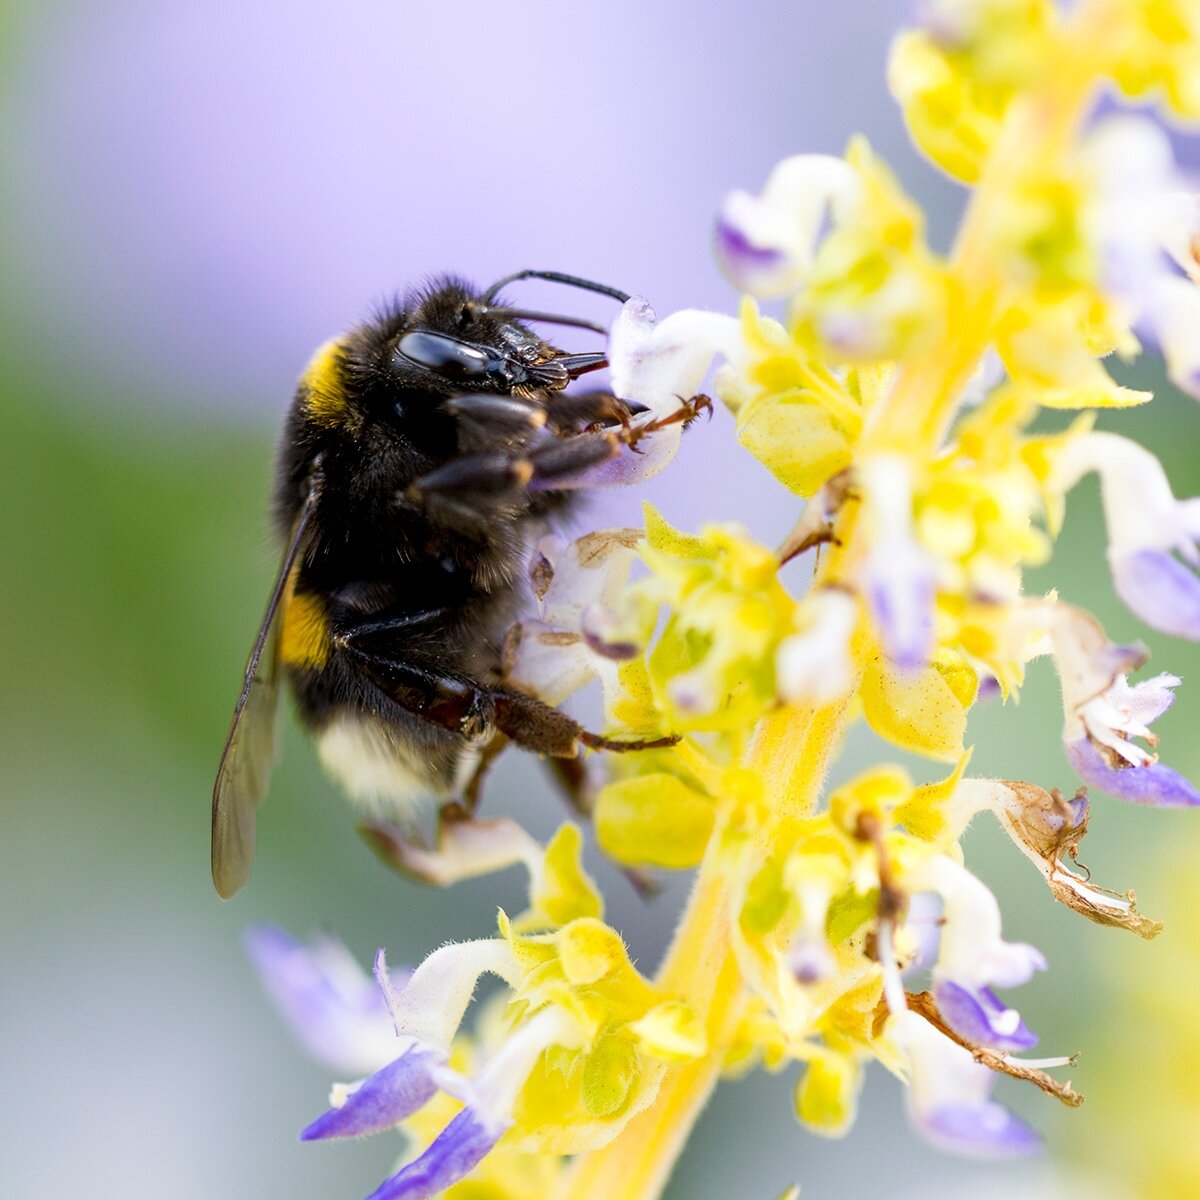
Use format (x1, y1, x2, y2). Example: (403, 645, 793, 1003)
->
(302, 337, 348, 427)
(279, 590, 330, 669)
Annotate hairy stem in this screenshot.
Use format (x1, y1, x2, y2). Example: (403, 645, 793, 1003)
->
(557, 699, 852, 1200)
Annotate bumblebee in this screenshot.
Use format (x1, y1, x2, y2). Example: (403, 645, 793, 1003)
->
(212, 271, 698, 898)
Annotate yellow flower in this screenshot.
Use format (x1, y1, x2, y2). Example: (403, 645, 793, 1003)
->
(631, 505, 797, 733)
(791, 138, 951, 362)
(1109, 0, 1200, 118)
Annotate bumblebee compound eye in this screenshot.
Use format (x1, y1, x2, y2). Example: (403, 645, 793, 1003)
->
(395, 330, 492, 381)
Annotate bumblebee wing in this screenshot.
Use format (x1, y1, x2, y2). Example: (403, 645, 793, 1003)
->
(212, 469, 322, 898)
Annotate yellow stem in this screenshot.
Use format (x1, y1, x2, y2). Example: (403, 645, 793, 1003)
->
(865, 1, 1110, 455)
(558, 700, 852, 1200)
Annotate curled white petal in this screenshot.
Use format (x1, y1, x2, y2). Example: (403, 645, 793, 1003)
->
(585, 301, 742, 487)
(715, 155, 859, 297)
(609, 301, 740, 421)
(375, 816, 546, 889)
(1079, 672, 1180, 767)
(1055, 431, 1200, 560)
(376, 939, 523, 1052)
(1148, 274, 1200, 399)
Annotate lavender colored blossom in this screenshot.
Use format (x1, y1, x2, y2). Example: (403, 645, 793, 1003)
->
(899, 1012, 1042, 1160)
(1066, 738, 1200, 808)
(1057, 432, 1200, 641)
(934, 980, 1038, 1053)
(244, 925, 407, 1078)
(1111, 548, 1200, 642)
(713, 215, 791, 297)
(861, 455, 937, 670)
(365, 1108, 505, 1200)
(920, 1100, 1043, 1159)
(300, 1042, 445, 1141)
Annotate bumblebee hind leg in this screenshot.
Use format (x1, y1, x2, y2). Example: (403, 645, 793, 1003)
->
(335, 632, 677, 759)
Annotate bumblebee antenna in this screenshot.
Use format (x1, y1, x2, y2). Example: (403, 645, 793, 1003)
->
(480, 270, 632, 305)
(480, 306, 609, 336)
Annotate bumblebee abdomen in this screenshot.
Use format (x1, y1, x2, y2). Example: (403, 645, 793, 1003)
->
(313, 713, 474, 825)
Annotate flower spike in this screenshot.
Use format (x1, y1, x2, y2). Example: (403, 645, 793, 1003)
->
(241, 5, 1200, 1195)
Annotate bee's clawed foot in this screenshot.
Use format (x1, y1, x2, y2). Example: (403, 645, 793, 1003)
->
(622, 393, 713, 453)
(578, 730, 681, 753)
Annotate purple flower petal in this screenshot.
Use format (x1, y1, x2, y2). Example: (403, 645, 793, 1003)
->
(921, 1101, 1043, 1158)
(1111, 547, 1200, 641)
(868, 565, 935, 671)
(365, 1107, 504, 1200)
(245, 925, 406, 1078)
(900, 1010, 1044, 1161)
(1067, 738, 1200, 807)
(934, 980, 1038, 1053)
(300, 1042, 442, 1141)
(714, 212, 790, 295)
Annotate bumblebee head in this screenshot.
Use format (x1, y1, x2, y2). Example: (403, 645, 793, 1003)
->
(294, 272, 626, 437)
(388, 277, 610, 396)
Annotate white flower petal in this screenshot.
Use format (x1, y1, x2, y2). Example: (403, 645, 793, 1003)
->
(920, 857, 1046, 990)
(1082, 116, 1181, 310)
(1149, 274, 1200, 399)
(895, 1011, 1042, 1158)
(1057, 432, 1190, 554)
(376, 939, 522, 1052)
(715, 155, 859, 297)
(1079, 671, 1180, 767)
(1160, 190, 1200, 282)
(859, 454, 937, 669)
(505, 621, 597, 706)
(776, 589, 859, 704)
(609, 301, 740, 420)
(540, 529, 643, 631)
(958, 347, 1006, 408)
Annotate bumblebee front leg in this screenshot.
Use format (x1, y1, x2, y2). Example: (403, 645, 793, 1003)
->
(541, 390, 649, 434)
(404, 429, 627, 524)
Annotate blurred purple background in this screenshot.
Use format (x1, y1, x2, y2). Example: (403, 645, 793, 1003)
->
(3, 0, 960, 406)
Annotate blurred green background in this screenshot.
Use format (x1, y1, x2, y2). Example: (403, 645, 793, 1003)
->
(1, 2, 1197, 1198)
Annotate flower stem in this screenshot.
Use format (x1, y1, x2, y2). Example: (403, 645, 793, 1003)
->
(865, 0, 1110, 455)
(557, 700, 852, 1200)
